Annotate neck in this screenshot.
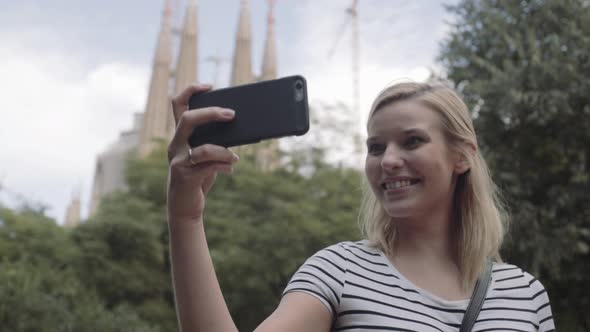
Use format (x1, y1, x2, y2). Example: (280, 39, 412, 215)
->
(395, 221, 454, 262)
(390, 200, 457, 265)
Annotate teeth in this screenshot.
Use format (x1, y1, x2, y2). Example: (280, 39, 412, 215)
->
(384, 180, 415, 190)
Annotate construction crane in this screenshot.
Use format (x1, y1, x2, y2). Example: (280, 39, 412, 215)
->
(0, 178, 48, 213)
(328, 0, 363, 159)
(204, 55, 229, 87)
(329, 0, 359, 116)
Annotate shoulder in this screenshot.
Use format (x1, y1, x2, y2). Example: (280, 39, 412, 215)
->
(311, 240, 381, 261)
(282, 240, 378, 315)
(281, 242, 352, 316)
(488, 262, 555, 330)
(312, 241, 353, 262)
(491, 262, 548, 297)
(309, 240, 387, 269)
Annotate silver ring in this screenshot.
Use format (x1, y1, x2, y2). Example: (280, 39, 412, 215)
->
(188, 147, 197, 165)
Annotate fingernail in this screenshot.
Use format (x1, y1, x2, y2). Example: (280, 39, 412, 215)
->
(222, 109, 235, 117)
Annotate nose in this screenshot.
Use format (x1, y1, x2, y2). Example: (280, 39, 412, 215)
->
(380, 144, 404, 170)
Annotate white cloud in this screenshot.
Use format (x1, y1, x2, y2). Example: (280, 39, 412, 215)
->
(0, 30, 148, 223)
(0, 0, 454, 223)
(288, 1, 445, 113)
(280, 0, 448, 167)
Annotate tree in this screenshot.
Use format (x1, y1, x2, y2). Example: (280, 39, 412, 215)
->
(71, 193, 177, 332)
(206, 157, 361, 331)
(0, 206, 76, 268)
(69, 144, 179, 331)
(0, 206, 157, 331)
(281, 101, 365, 172)
(439, 0, 590, 329)
(0, 134, 363, 331)
(114, 142, 362, 331)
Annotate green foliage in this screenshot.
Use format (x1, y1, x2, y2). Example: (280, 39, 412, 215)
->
(0, 138, 362, 331)
(206, 158, 361, 330)
(70, 193, 177, 331)
(121, 143, 362, 331)
(0, 207, 158, 331)
(0, 206, 76, 267)
(0, 260, 158, 332)
(126, 144, 170, 208)
(439, 0, 590, 329)
(55, 144, 180, 331)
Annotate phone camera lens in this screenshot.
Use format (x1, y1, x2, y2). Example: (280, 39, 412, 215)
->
(294, 80, 304, 102)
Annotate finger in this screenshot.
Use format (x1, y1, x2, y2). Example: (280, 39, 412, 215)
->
(171, 106, 235, 147)
(187, 144, 239, 166)
(181, 161, 232, 183)
(201, 163, 233, 195)
(202, 172, 217, 195)
(202, 162, 234, 177)
(171, 83, 213, 125)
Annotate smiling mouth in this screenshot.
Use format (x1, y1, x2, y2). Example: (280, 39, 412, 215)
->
(381, 179, 421, 190)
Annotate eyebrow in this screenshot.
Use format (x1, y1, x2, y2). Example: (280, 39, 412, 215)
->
(402, 128, 426, 135)
(366, 128, 427, 143)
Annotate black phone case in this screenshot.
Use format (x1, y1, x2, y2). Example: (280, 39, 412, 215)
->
(188, 75, 310, 148)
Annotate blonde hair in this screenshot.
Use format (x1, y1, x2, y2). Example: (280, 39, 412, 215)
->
(359, 82, 508, 290)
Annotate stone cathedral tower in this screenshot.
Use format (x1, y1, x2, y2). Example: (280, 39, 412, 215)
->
(260, 0, 277, 81)
(231, 0, 280, 171)
(63, 190, 81, 228)
(89, 0, 199, 217)
(253, 0, 280, 171)
(85, 0, 280, 220)
(230, 0, 254, 85)
(169, 0, 199, 137)
(138, 1, 174, 157)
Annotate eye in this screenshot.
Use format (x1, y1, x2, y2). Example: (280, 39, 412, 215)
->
(404, 136, 425, 149)
(367, 143, 386, 155)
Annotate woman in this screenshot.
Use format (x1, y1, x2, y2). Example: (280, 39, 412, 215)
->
(166, 82, 556, 331)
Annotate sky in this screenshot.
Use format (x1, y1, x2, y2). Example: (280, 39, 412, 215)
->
(0, 0, 456, 223)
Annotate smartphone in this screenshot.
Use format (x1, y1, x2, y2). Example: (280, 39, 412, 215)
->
(188, 75, 310, 148)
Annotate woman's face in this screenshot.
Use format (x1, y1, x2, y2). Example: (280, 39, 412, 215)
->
(365, 99, 462, 220)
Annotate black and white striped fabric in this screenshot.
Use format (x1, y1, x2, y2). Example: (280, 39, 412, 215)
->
(283, 240, 555, 331)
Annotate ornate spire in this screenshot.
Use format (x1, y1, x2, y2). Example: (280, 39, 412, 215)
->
(260, 0, 277, 80)
(168, 0, 199, 137)
(139, 0, 173, 157)
(88, 159, 103, 217)
(230, 0, 253, 85)
(63, 190, 81, 228)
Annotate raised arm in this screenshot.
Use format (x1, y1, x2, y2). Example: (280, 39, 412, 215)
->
(167, 84, 332, 332)
(167, 84, 240, 331)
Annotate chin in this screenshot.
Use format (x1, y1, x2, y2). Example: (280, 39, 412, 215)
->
(382, 201, 420, 219)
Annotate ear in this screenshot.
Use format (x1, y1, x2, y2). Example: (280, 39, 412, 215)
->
(454, 143, 476, 175)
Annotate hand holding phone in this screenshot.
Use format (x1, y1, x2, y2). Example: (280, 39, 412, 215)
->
(188, 75, 310, 148)
(167, 84, 239, 224)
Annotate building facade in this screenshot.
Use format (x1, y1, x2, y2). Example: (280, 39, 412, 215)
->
(80, 0, 279, 222)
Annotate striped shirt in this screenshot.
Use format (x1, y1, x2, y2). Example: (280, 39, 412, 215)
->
(283, 240, 555, 331)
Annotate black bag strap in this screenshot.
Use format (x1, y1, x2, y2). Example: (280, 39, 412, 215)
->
(459, 259, 493, 332)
